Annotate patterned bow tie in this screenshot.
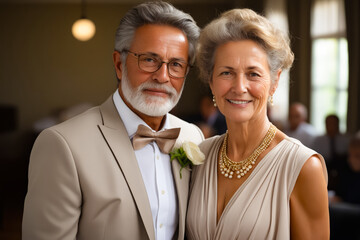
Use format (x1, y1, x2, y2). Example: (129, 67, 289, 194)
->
(132, 124, 181, 154)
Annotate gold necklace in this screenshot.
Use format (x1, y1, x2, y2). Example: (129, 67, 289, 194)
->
(219, 124, 277, 179)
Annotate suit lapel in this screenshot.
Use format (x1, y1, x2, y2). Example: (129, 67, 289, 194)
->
(171, 159, 190, 240)
(98, 97, 155, 240)
(170, 116, 191, 240)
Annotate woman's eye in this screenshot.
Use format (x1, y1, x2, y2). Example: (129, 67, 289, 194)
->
(220, 71, 231, 76)
(249, 72, 260, 77)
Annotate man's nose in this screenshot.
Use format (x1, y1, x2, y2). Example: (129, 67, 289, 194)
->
(153, 62, 170, 83)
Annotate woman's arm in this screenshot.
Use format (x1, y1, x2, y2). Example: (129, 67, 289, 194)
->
(290, 155, 330, 240)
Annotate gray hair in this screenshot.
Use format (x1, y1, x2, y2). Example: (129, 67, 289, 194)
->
(114, 1, 200, 65)
(197, 8, 294, 84)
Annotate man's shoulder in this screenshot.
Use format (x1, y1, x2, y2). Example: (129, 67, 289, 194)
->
(168, 114, 204, 143)
(168, 113, 194, 128)
(50, 106, 102, 133)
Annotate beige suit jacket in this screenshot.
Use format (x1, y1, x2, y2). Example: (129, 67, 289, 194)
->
(22, 96, 204, 240)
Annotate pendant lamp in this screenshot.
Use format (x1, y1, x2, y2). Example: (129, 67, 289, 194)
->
(72, 0, 96, 41)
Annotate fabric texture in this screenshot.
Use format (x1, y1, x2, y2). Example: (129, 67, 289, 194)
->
(113, 90, 179, 240)
(186, 135, 327, 240)
(132, 124, 181, 153)
(22, 95, 204, 240)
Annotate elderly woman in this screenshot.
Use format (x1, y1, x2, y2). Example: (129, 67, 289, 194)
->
(186, 9, 329, 240)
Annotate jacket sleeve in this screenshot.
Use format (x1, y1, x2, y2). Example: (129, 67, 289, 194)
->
(22, 128, 81, 240)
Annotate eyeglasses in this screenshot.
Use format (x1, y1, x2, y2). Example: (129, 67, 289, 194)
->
(122, 50, 191, 79)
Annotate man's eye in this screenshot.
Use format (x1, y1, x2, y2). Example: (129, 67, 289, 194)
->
(142, 57, 157, 63)
(170, 61, 185, 69)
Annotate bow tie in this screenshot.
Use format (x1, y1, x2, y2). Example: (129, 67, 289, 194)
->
(132, 124, 181, 154)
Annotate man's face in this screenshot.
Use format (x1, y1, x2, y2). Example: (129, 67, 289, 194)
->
(113, 24, 189, 117)
(325, 116, 339, 137)
(289, 105, 305, 130)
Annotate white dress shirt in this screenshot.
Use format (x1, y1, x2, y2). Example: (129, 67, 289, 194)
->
(113, 91, 178, 240)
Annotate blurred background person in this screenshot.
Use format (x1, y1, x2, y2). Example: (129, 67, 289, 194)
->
(183, 94, 227, 138)
(328, 134, 360, 240)
(285, 102, 318, 147)
(196, 122, 215, 139)
(329, 135, 360, 205)
(312, 114, 350, 164)
(312, 114, 351, 189)
(198, 95, 226, 136)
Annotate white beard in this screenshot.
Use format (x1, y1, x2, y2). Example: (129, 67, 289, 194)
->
(120, 66, 184, 117)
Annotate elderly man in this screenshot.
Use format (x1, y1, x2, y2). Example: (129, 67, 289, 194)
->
(285, 102, 318, 147)
(22, 2, 203, 240)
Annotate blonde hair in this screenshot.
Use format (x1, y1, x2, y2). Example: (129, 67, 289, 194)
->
(196, 8, 294, 83)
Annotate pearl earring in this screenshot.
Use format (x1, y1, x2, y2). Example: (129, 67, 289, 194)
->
(213, 96, 217, 107)
(269, 95, 274, 106)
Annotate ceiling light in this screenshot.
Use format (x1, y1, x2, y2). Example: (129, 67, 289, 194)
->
(72, 0, 95, 41)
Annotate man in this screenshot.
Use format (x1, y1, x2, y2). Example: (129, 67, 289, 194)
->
(312, 114, 350, 166)
(22, 2, 203, 240)
(285, 102, 317, 147)
(312, 114, 350, 190)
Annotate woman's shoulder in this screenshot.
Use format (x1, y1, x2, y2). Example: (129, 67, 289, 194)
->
(199, 134, 225, 152)
(282, 136, 321, 156)
(279, 136, 328, 183)
(268, 136, 323, 172)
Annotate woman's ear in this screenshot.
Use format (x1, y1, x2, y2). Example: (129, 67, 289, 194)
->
(270, 69, 281, 95)
(209, 78, 214, 95)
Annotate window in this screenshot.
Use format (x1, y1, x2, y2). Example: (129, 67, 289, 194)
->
(310, 0, 348, 133)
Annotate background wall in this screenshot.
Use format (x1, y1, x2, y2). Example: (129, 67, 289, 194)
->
(0, 2, 235, 159)
(0, 3, 233, 131)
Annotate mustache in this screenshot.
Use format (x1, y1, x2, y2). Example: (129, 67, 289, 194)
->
(137, 81, 178, 97)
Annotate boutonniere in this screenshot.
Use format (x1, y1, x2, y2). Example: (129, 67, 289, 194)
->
(170, 141, 205, 179)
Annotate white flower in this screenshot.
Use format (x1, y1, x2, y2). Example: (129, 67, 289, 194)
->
(170, 141, 205, 178)
(182, 141, 205, 165)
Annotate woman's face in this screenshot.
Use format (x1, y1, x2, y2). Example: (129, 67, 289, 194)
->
(210, 40, 279, 124)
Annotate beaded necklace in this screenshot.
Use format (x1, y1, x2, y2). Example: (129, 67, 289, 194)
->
(219, 124, 277, 179)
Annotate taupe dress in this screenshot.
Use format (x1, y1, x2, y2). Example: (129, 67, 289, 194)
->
(186, 135, 327, 240)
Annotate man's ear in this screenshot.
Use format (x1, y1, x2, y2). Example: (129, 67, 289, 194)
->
(113, 51, 123, 80)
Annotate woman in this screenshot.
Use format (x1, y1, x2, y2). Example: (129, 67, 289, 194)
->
(186, 9, 329, 240)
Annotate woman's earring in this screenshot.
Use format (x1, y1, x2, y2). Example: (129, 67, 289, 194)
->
(212, 95, 217, 107)
(269, 95, 274, 106)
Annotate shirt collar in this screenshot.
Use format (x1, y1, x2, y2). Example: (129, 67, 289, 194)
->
(112, 90, 170, 138)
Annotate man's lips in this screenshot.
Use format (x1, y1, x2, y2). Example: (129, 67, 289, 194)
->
(143, 88, 171, 97)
